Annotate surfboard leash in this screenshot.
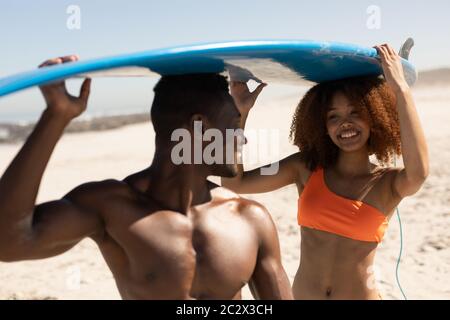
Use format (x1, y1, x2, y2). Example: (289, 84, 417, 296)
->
(393, 155, 407, 300)
(393, 38, 416, 301)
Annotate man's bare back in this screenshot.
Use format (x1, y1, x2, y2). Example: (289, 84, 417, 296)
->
(0, 57, 292, 300)
(71, 170, 283, 299)
(0, 169, 289, 300)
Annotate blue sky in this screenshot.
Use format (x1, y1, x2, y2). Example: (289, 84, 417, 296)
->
(1, 0, 450, 122)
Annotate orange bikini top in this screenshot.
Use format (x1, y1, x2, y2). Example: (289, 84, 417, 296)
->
(297, 167, 388, 243)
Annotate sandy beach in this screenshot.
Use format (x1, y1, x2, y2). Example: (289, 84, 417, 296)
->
(0, 83, 449, 300)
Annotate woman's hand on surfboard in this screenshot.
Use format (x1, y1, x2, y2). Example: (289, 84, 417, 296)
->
(230, 81, 267, 115)
(38, 55, 91, 122)
(374, 44, 410, 93)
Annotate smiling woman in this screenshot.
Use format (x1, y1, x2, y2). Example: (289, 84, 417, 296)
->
(221, 43, 429, 300)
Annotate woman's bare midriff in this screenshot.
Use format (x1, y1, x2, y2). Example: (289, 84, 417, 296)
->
(293, 227, 381, 300)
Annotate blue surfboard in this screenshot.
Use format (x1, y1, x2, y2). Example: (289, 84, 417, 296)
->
(0, 40, 417, 98)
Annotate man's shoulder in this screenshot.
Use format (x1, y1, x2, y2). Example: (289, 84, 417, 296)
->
(63, 178, 131, 205)
(69, 178, 127, 193)
(122, 168, 151, 193)
(212, 186, 272, 226)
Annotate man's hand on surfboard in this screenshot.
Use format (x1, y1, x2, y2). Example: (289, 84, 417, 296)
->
(38, 55, 91, 121)
(374, 44, 410, 93)
(230, 81, 266, 115)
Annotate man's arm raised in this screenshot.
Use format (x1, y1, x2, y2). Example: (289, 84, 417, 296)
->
(0, 56, 103, 261)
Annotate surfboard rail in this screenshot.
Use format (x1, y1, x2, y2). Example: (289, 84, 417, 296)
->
(0, 40, 417, 98)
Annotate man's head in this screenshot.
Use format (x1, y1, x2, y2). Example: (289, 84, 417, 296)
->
(151, 73, 243, 177)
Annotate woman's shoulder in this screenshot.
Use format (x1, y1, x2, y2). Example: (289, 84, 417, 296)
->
(281, 152, 313, 187)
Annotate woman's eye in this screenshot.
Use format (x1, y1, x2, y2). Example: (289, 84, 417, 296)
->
(328, 115, 337, 120)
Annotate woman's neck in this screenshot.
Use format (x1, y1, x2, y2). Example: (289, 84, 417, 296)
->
(334, 148, 374, 177)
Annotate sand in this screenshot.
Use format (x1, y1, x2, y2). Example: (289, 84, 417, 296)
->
(0, 85, 449, 300)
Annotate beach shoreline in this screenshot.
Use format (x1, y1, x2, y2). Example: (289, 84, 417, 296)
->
(0, 112, 151, 144)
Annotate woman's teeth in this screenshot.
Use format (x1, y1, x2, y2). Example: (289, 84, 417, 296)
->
(339, 131, 359, 139)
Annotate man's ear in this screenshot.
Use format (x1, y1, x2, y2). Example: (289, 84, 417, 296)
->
(191, 113, 203, 124)
(190, 113, 210, 134)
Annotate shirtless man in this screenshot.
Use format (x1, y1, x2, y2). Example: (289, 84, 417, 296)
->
(0, 56, 292, 300)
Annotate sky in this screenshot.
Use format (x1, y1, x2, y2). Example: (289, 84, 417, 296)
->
(1, 0, 450, 122)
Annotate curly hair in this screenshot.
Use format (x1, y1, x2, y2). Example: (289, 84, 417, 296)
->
(289, 76, 401, 171)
